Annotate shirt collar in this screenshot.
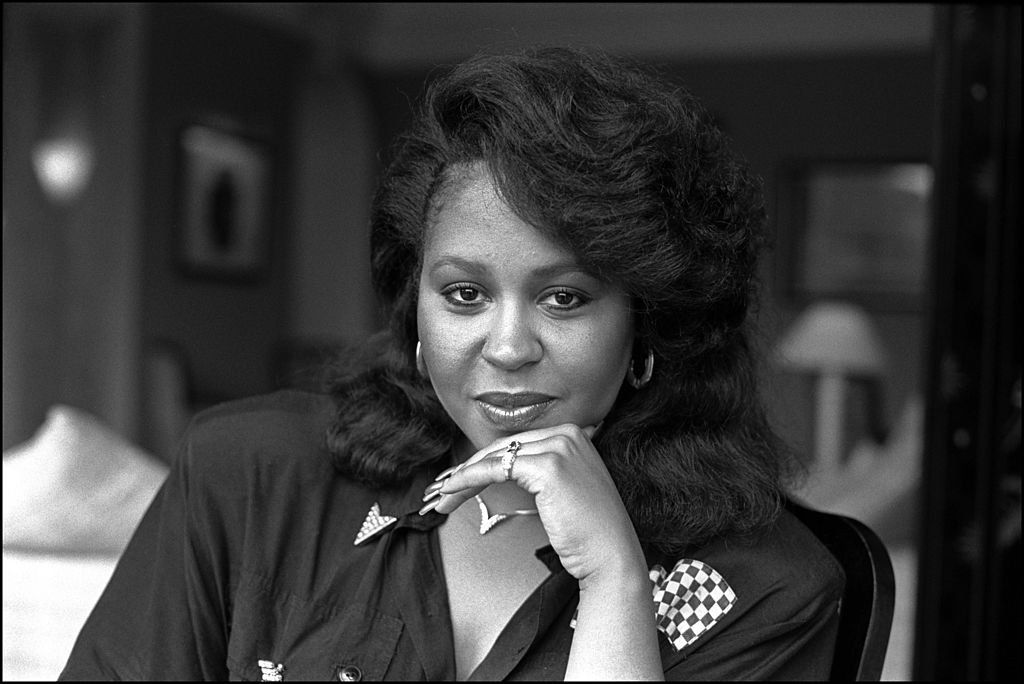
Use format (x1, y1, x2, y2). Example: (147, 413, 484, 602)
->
(375, 465, 450, 532)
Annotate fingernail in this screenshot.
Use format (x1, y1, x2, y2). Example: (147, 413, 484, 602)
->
(434, 465, 459, 481)
(422, 487, 442, 503)
(424, 480, 445, 495)
(418, 498, 441, 516)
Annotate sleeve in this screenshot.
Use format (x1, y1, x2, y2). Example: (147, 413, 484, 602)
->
(662, 585, 842, 680)
(59, 422, 237, 681)
(655, 522, 846, 681)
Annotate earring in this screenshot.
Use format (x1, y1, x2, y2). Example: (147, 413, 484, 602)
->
(626, 348, 654, 389)
(415, 341, 428, 378)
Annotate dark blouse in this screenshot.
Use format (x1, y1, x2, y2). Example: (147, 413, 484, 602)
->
(60, 390, 843, 681)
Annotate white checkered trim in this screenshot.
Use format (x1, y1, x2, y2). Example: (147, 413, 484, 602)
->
(652, 559, 736, 651)
(569, 558, 736, 652)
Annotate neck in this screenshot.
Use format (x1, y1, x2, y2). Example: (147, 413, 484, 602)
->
(479, 480, 537, 510)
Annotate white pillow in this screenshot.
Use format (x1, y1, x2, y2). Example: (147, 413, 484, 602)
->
(2, 406, 171, 681)
(2, 405, 169, 554)
(2, 549, 121, 681)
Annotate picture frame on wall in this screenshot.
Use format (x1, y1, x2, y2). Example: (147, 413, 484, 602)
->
(175, 123, 272, 281)
(777, 160, 933, 310)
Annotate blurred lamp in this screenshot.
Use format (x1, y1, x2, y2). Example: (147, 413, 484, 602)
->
(775, 301, 887, 473)
(30, 20, 99, 205)
(31, 137, 95, 204)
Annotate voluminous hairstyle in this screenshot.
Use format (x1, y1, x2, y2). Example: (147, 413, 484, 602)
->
(325, 46, 799, 557)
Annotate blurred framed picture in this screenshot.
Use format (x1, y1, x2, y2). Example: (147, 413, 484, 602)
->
(778, 160, 933, 310)
(176, 124, 271, 281)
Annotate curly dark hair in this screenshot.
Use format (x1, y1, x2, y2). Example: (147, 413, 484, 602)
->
(324, 46, 799, 556)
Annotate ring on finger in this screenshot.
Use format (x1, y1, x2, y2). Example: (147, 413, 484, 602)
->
(501, 440, 522, 481)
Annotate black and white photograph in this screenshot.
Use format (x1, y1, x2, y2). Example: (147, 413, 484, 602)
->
(3, 4, 1019, 682)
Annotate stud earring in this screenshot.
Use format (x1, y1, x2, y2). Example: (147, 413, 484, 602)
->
(626, 348, 654, 389)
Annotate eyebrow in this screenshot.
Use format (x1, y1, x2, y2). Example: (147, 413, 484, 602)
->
(426, 256, 596, 280)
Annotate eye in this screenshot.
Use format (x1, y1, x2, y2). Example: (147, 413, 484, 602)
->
(441, 283, 486, 307)
(540, 289, 589, 311)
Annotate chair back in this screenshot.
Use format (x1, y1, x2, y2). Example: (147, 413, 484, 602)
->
(787, 500, 896, 681)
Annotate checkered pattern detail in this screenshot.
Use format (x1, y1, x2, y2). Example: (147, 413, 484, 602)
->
(651, 559, 736, 651)
(569, 558, 736, 652)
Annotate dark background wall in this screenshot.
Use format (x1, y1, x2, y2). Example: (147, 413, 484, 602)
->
(140, 4, 304, 408)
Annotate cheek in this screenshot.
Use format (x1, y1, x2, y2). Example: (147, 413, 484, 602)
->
(561, 316, 634, 399)
(421, 329, 467, 377)
(417, 302, 471, 387)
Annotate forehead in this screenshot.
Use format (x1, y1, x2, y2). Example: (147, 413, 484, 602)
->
(423, 166, 577, 268)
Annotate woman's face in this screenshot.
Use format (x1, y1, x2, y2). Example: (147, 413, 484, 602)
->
(417, 167, 634, 453)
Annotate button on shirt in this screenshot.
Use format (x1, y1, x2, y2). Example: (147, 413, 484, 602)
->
(60, 390, 843, 681)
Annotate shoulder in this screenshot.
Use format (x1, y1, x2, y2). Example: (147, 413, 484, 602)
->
(654, 509, 846, 677)
(698, 508, 844, 608)
(177, 389, 339, 489)
(171, 390, 388, 565)
(190, 389, 335, 448)
(659, 508, 844, 646)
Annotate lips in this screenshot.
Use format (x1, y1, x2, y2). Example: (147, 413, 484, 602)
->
(475, 391, 555, 430)
(475, 391, 554, 407)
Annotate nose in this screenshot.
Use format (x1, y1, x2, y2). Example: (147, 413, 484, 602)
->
(481, 302, 543, 371)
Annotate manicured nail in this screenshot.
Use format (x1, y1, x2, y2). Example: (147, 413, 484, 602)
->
(418, 497, 442, 516)
(422, 487, 443, 503)
(434, 465, 459, 481)
(424, 480, 444, 495)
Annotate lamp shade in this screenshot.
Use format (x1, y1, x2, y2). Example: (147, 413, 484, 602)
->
(775, 301, 887, 376)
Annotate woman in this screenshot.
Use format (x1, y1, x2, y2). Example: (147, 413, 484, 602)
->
(61, 47, 842, 681)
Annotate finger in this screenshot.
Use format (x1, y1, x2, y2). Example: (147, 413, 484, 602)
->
(440, 453, 512, 493)
(461, 422, 599, 470)
(430, 485, 486, 515)
(443, 433, 529, 477)
(433, 464, 461, 482)
(433, 448, 521, 515)
(425, 423, 601, 515)
(516, 421, 601, 444)
(441, 428, 589, 496)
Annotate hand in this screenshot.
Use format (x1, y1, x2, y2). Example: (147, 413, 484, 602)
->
(426, 423, 646, 582)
